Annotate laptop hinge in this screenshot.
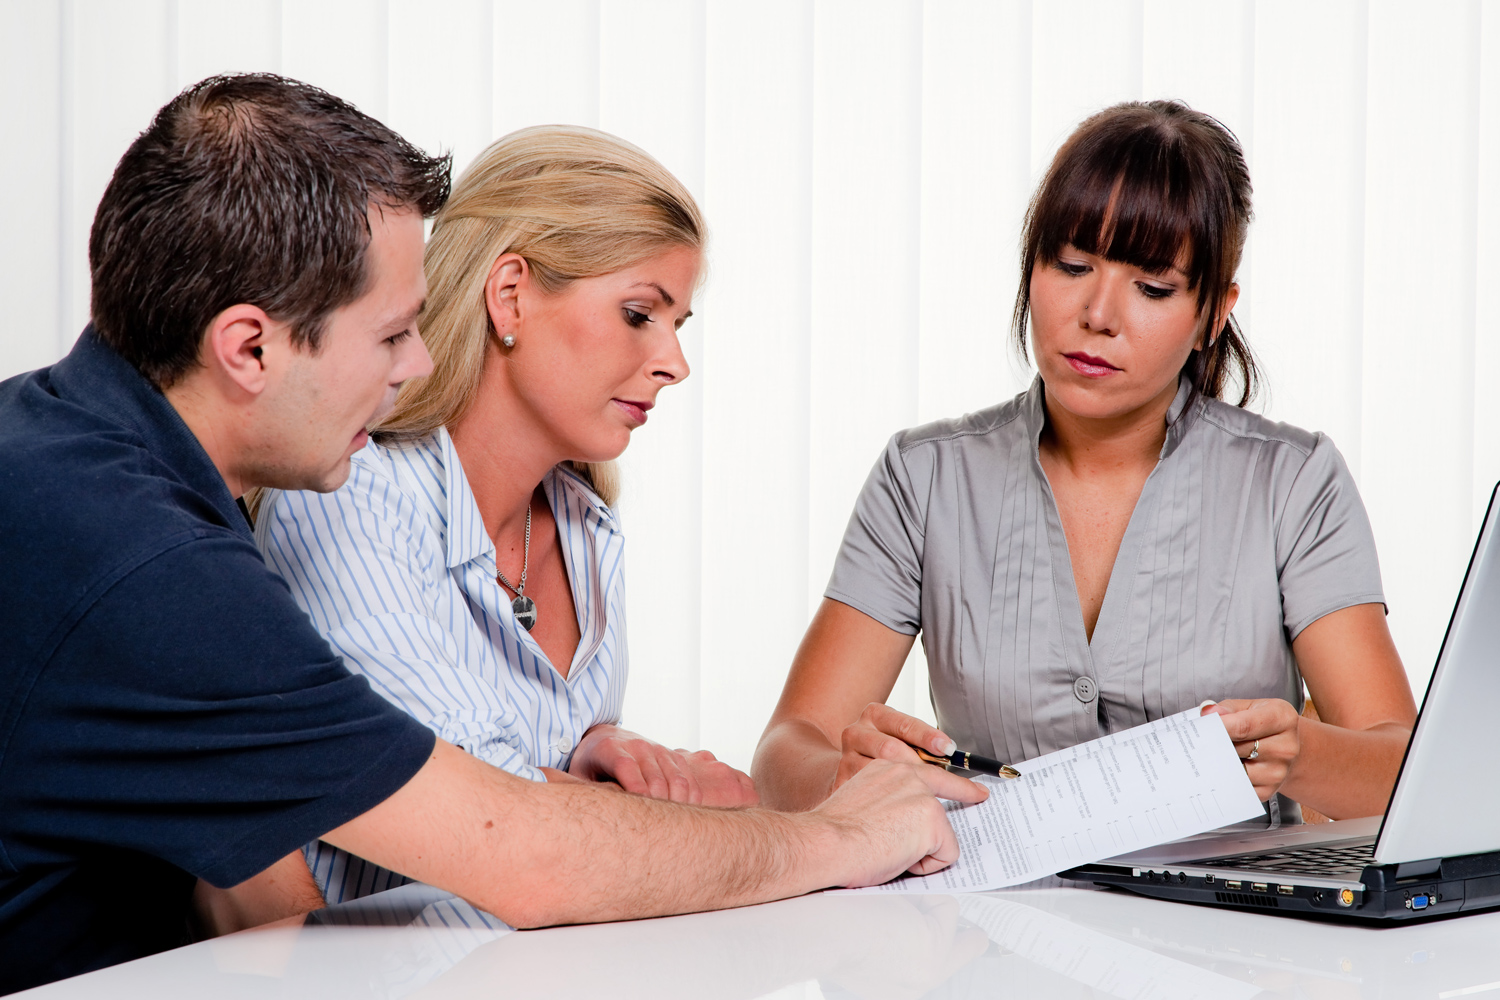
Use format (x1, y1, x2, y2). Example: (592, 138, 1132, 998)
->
(1395, 858, 1441, 879)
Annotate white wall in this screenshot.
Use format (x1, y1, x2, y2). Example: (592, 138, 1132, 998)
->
(1, 0, 1497, 771)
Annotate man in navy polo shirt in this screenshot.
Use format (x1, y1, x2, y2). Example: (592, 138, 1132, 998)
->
(0, 75, 981, 994)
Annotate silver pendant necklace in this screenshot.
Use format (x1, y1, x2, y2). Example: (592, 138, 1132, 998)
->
(496, 503, 538, 631)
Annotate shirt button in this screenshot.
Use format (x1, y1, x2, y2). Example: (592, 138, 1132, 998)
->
(555, 738, 572, 754)
(1073, 676, 1098, 703)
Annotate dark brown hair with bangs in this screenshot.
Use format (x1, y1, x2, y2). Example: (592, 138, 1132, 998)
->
(1012, 100, 1260, 406)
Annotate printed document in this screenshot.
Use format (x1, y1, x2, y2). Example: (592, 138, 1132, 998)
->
(834, 708, 1263, 894)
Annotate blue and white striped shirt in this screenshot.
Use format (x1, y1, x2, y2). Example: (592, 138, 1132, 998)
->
(256, 427, 629, 902)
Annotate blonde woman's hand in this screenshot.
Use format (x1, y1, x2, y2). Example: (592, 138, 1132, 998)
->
(1202, 698, 1301, 802)
(569, 723, 759, 807)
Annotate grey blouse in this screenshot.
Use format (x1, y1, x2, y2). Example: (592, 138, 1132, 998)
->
(828, 377, 1385, 776)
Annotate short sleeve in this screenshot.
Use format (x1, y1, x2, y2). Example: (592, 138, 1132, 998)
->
(258, 466, 545, 783)
(1, 532, 436, 890)
(1276, 434, 1387, 639)
(824, 435, 930, 635)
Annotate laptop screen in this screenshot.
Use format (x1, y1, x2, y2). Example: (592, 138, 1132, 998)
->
(1375, 483, 1500, 863)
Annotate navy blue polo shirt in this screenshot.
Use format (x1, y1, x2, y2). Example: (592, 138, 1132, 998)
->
(0, 328, 436, 993)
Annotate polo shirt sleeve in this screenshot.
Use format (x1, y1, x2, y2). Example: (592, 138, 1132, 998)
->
(824, 434, 930, 635)
(257, 468, 544, 782)
(3, 530, 437, 890)
(1275, 434, 1387, 640)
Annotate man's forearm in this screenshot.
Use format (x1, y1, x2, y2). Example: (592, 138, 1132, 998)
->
(324, 741, 842, 927)
(487, 783, 823, 926)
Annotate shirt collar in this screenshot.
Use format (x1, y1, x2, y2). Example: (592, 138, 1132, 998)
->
(1024, 373, 1201, 462)
(49, 326, 248, 540)
(436, 426, 490, 570)
(1159, 374, 1200, 460)
(434, 431, 622, 571)
(552, 463, 621, 533)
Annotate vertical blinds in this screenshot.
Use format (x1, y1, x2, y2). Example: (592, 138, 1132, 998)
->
(1, 0, 1494, 769)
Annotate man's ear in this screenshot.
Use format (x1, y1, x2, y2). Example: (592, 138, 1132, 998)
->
(202, 304, 277, 397)
(484, 253, 531, 343)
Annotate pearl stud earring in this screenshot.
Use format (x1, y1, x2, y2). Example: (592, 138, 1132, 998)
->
(502, 334, 516, 348)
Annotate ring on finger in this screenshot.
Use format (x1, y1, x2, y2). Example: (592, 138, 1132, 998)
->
(1246, 738, 1260, 761)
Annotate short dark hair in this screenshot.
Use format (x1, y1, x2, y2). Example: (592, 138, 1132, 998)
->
(1012, 100, 1260, 406)
(89, 74, 451, 388)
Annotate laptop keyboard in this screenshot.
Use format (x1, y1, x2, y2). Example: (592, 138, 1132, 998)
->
(1196, 840, 1377, 878)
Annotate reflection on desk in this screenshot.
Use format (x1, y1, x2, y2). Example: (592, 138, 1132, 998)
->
(19, 879, 1500, 999)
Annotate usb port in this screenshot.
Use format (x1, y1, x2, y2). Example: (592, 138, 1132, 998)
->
(1277, 885, 1294, 895)
(1225, 880, 1242, 890)
(1252, 883, 1268, 893)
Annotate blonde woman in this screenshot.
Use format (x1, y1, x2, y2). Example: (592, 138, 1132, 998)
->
(255, 126, 758, 904)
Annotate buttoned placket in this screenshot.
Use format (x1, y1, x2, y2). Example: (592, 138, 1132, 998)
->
(1022, 377, 1200, 742)
(441, 436, 623, 771)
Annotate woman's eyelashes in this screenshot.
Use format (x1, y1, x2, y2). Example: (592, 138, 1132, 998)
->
(623, 307, 650, 328)
(1052, 257, 1178, 300)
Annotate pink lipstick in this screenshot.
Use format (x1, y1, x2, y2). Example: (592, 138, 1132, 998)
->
(612, 399, 653, 425)
(1063, 352, 1121, 378)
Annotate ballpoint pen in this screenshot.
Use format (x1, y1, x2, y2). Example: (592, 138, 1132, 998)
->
(911, 745, 1021, 779)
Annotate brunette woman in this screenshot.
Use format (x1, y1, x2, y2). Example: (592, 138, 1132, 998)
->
(754, 101, 1415, 825)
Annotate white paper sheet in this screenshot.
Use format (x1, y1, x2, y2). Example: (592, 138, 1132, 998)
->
(833, 708, 1264, 894)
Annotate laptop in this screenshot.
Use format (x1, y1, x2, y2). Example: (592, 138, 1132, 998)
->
(1062, 482, 1500, 922)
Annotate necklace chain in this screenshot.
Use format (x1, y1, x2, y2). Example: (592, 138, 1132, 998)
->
(495, 502, 532, 597)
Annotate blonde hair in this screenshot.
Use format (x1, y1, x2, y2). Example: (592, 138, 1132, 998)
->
(372, 124, 707, 506)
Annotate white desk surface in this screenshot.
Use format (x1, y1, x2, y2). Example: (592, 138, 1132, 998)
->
(20, 878, 1500, 999)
